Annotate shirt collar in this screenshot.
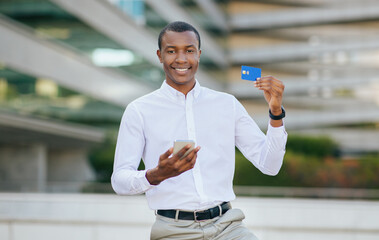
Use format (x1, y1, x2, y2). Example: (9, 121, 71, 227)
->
(160, 79, 201, 100)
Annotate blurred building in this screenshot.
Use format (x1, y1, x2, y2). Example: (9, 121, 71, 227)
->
(0, 112, 104, 192)
(1, 0, 379, 192)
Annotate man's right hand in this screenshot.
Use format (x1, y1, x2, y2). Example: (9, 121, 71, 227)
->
(146, 144, 201, 185)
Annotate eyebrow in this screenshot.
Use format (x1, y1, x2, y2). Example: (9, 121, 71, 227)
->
(165, 44, 196, 49)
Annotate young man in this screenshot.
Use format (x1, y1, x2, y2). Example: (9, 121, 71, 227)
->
(112, 21, 287, 239)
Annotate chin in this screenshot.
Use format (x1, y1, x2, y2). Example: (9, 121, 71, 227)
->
(172, 78, 194, 85)
(168, 73, 194, 84)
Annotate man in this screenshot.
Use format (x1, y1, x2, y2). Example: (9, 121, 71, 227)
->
(112, 21, 287, 239)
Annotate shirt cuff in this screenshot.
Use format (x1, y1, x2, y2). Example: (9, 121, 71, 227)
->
(267, 120, 287, 137)
(139, 169, 155, 192)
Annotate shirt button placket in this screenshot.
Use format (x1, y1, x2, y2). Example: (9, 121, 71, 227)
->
(185, 93, 206, 204)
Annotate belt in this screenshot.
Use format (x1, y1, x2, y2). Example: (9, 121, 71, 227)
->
(156, 202, 231, 222)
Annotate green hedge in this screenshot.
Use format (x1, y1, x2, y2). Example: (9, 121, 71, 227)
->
(234, 138, 379, 189)
(285, 134, 339, 158)
(234, 134, 339, 187)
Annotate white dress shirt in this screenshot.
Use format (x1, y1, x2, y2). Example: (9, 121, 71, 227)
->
(112, 80, 287, 210)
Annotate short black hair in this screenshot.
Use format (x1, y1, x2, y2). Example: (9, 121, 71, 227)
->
(158, 21, 201, 50)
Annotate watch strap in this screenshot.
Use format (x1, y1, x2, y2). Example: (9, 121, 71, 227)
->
(269, 106, 285, 120)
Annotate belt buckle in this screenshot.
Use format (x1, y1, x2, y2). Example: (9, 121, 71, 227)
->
(193, 209, 205, 222)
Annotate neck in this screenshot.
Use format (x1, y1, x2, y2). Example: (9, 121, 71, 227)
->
(166, 80, 196, 97)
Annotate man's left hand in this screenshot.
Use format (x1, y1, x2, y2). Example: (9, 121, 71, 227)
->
(254, 75, 285, 114)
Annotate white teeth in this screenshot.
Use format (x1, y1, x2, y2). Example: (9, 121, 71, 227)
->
(176, 68, 188, 72)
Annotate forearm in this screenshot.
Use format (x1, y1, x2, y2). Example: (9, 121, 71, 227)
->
(258, 124, 287, 175)
(111, 169, 153, 195)
(270, 119, 283, 127)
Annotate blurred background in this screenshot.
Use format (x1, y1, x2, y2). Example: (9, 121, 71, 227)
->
(0, 0, 379, 239)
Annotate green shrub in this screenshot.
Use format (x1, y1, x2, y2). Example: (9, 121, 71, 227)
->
(285, 134, 338, 158)
(234, 135, 338, 187)
(234, 147, 379, 189)
(89, 135, 145, 183)
(89, 137, 116, 182)
(234, 148, 293, 186)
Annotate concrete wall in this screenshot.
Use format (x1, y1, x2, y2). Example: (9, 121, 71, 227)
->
(0, 145, 95, 193)
(0, 145, 47, 192)
(0, 193, 378, 240)
(47, 149, 95, 192)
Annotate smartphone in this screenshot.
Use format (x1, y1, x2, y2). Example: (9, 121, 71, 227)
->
(173, 140, 195, 159)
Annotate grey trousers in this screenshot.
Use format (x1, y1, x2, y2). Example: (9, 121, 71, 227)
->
(150, 208, 259, 240)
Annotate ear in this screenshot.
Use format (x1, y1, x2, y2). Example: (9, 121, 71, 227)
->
(198, 49, 201, 62)
(157, 49, 162, 63)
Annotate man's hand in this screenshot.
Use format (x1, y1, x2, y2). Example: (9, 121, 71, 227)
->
(254, 76, 285, 127)
(146, 145, 201, 185)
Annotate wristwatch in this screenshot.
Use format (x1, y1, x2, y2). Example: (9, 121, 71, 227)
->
(269, 106, 285, 120)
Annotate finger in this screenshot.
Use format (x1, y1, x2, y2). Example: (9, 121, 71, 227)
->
(176, 146, 200, 169)
(256, 75, 282, 84)
(188, 152, 198, 168)
(173, 144, 192, 159)
(182, 146, 201, 162)
(259, 75, 278, 81)
(254, 78, 272, 89)
(175, 146, 201, 173)
(256, 77, 282, 87)
(259, 83, 284, 94)
(160, 147, 173, 160)
(261, 79, 284, 90)
(255, 80, 284, 94)
(179, 152, 197, 172)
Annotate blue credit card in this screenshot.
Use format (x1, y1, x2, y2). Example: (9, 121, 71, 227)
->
(241, 65, 261, 81)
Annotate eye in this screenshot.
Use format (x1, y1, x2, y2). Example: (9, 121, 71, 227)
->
(187, 49, 194, 53)
(167, 50, 175, 54)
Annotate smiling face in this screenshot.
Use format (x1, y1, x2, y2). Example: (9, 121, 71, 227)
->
(157, 30, 201, 94)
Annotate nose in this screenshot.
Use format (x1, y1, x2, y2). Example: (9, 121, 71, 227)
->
(175, 51, 187, 63)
